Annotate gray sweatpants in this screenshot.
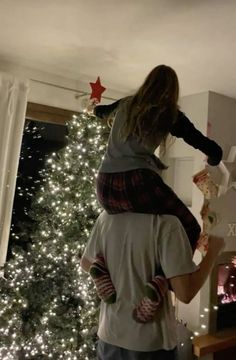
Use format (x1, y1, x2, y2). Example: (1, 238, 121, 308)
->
(97, 340, 177, 360)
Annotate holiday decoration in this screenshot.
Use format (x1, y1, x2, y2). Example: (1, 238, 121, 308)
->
(193, 170, 221, 254)
(218, 146, 236, 196)
(193, 146, 236, 254)
(193, 146, 236, 199)
(227, 223, 236, 237)
(200, 201, 220, 234)
(89, 77, 106, 103)
(197, 201, 220, 254)
(0, 112, 108, 359)
(193, 169, 219, 199)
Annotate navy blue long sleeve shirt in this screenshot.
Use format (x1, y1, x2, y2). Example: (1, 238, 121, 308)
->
(95, 99, 223, 166)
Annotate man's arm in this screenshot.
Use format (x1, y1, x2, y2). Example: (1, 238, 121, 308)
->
(169, 235, 225, 304)
(80, 212, 104, 272)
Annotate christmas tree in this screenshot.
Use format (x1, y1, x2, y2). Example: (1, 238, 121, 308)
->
(0, 111, 107, 359)
(9, 121, 67, 257)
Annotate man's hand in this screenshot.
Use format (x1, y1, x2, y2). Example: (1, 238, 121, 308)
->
(208, 235, 225, 256)
(170, 235, 225, 304)
(87, 98, 99, 115)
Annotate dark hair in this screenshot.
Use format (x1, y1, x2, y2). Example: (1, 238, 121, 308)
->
(121, 65, 179, 150)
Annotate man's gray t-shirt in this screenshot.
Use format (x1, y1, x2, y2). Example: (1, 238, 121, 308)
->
(83, 212, 198, 352)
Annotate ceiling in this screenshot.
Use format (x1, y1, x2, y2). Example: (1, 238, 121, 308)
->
(0, 0, 236, 98)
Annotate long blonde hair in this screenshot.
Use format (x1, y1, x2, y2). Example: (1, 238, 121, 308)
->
(121, 65, 179, 150)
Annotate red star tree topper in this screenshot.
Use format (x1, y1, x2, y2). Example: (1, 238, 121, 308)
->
(89, 76, 106, 103)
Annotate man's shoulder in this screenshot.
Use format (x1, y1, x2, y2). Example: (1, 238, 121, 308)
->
(160, 214, 182, 227)
(158, 214, 183, 236)
(99, 211, 182, 230)
(100, 211, 154, 222)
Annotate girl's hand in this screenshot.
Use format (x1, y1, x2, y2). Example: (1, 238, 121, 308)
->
(87, 98, 99, 114)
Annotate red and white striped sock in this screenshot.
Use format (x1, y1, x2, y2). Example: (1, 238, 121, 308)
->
(89, 255, 116, 304)
(133, 275, 168, 323)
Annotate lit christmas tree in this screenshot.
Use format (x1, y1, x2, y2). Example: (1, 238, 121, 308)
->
(9, 121, 68, 257)
(0, 111, 107, 359)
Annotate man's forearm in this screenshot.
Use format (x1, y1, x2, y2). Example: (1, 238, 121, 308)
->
(188, 248, 219, 301)
(170, 236, 224, 304)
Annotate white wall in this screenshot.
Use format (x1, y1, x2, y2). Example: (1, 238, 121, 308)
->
(199, 94, 236, 339)
(0, 61, 124, 111)
(163, 92, 209, 220)
(163, 92, 210, 333)
(208, 92, 236, 250)
(164, 91, 236, 360)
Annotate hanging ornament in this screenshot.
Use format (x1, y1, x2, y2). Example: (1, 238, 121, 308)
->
(201, 201, 220, 233)
(193, 146, 236, 198)
(218, 146, 236, 196)
(197, 200, 221, 255)
(89, 77, 106, 103)
(193, 169, 219, 199)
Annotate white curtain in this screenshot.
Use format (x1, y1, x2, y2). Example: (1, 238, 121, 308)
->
(0, 72, 29, 267)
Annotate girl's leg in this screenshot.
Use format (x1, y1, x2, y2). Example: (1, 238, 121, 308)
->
(96, 172, 134, 213)
(133, 276, 168, 323)
(138, 170, 201, 252)
(89, 255, 116, 304)
(97, 170, 201, 252)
